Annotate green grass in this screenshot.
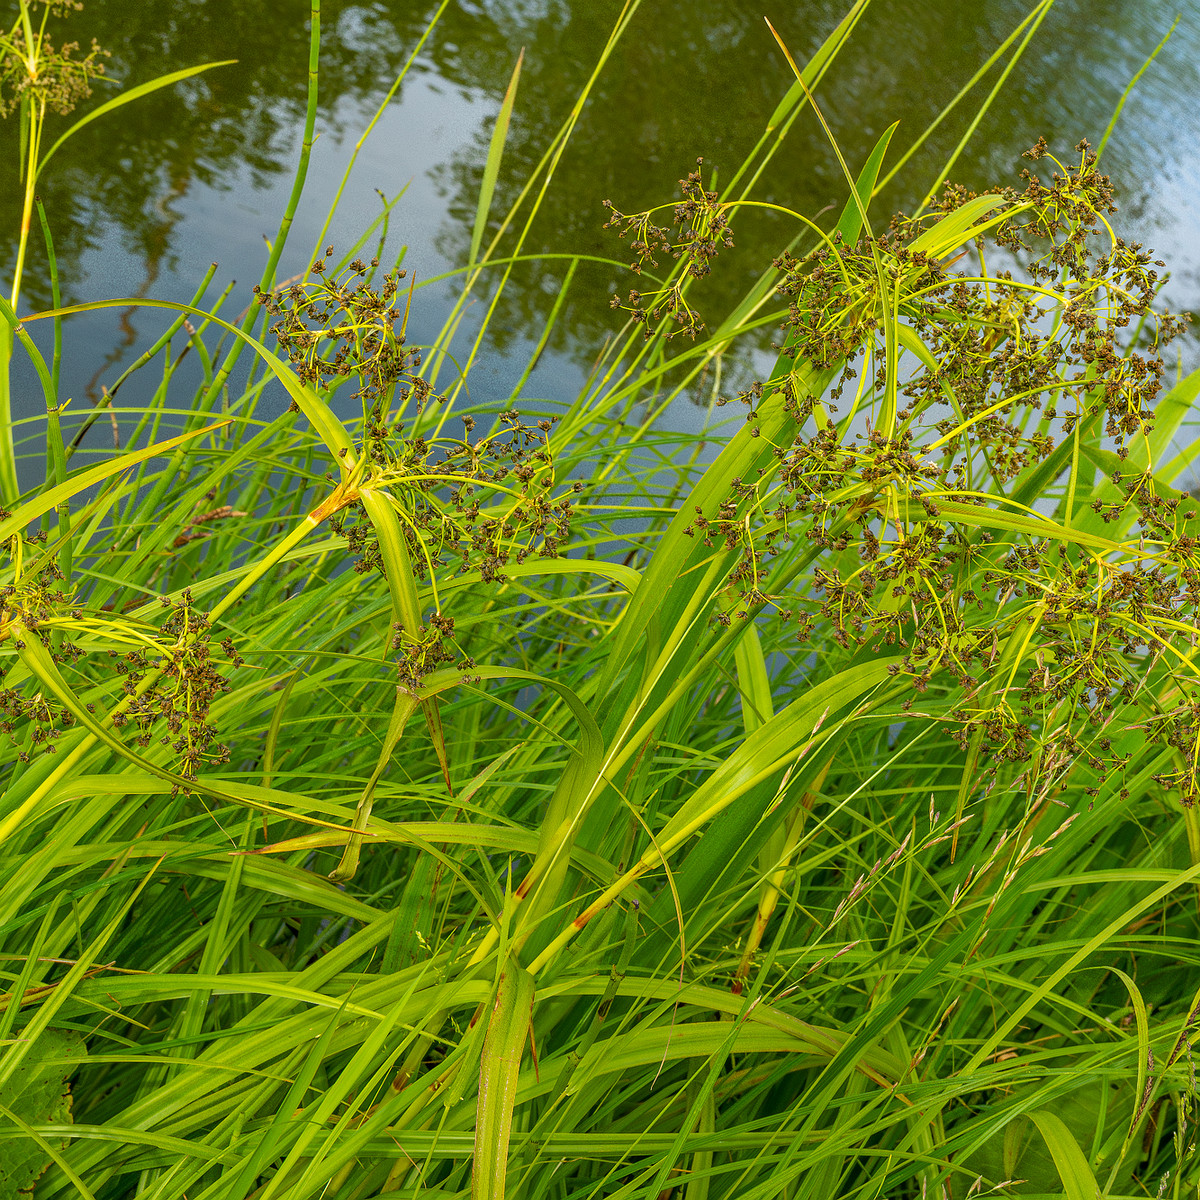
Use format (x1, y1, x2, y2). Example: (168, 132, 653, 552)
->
(2, 1, 1200, 1198)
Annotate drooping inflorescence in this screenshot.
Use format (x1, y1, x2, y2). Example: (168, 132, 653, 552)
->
(617, 141, 1200, 802)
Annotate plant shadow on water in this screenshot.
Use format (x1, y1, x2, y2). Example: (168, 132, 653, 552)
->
(6, 2, 1200, 1199)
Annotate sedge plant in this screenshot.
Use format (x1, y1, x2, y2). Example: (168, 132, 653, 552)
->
(4, 1, 1200, 1199)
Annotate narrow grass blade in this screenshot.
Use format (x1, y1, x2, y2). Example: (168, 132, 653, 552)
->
(469, 49, 523, 270)
(38, 62, 237, 175)
(0, 420, 227, 544)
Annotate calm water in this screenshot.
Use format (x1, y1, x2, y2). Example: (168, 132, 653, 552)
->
(5, 0, 1200, 446)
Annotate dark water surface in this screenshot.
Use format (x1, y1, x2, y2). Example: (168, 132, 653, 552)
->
(5, 0, 1200, 444)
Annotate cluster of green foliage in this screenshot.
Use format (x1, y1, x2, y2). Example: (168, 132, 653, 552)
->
(2, 1, 1200, 1198)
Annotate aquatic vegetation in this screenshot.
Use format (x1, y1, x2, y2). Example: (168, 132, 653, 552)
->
(2, 2, 1200, 1198)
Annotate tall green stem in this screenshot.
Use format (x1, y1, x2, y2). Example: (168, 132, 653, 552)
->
(0, 323, 15, 504)
(10, 98, 41, 312)
(0, 94, 41, 503)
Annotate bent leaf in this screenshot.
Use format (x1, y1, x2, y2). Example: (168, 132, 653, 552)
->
(38, 62, 237, 174)
(474, 959, 535, 1200)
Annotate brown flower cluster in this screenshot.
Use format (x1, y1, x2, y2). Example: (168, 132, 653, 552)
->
(603, 157, 734, 340)
(327, 408, 579, 590)
(0, 518, 240, 786)
(260, 253, 581, 590)
(255, 251, 431, 416)
(0, 526, 77, 761)
(390, 610, 465, 693)
(675, 141, 1200, 800)
(0, 2, 108, 120)
(106, 592, 243, 784)
(259, 253, 584, 687)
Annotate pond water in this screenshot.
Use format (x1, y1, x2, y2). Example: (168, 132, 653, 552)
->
(5, 0, 1200, 452)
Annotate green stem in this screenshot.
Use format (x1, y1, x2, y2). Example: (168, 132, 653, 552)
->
(0, 95, 41, 502)
(0, 324, 16, 503)
(10, 96, 40, 313)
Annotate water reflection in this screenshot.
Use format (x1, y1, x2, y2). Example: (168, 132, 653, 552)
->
(3, 0, 1197, 428)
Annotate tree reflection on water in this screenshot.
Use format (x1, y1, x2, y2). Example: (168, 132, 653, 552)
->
(2, 0, 1195, 390)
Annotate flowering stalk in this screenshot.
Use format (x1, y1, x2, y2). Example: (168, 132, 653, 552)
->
(0, 1, 108, 501)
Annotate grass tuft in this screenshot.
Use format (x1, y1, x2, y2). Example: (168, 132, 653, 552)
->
(1, 2, 1199, 1198)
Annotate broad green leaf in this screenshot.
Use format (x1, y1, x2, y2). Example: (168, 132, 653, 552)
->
(539, 656, 900, 974)
(908, 193, 1013, 259)
(733, 621, 773, 735)
(762, 0, 870, 134)
(473, 959, 535, 1200)
(645, 655, 898, 867)
(1140, 363, 1200, 470)
(832, 123, 898, 245)
(1026, 1109, 1104, 1200)
(567, 1024, 832, 1094)
(962, 1085, 1135, 1196)
(1109, 967, 1153, 1146)
(897, 497, 1131, 555)
(0, 1029, 82, 1200)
